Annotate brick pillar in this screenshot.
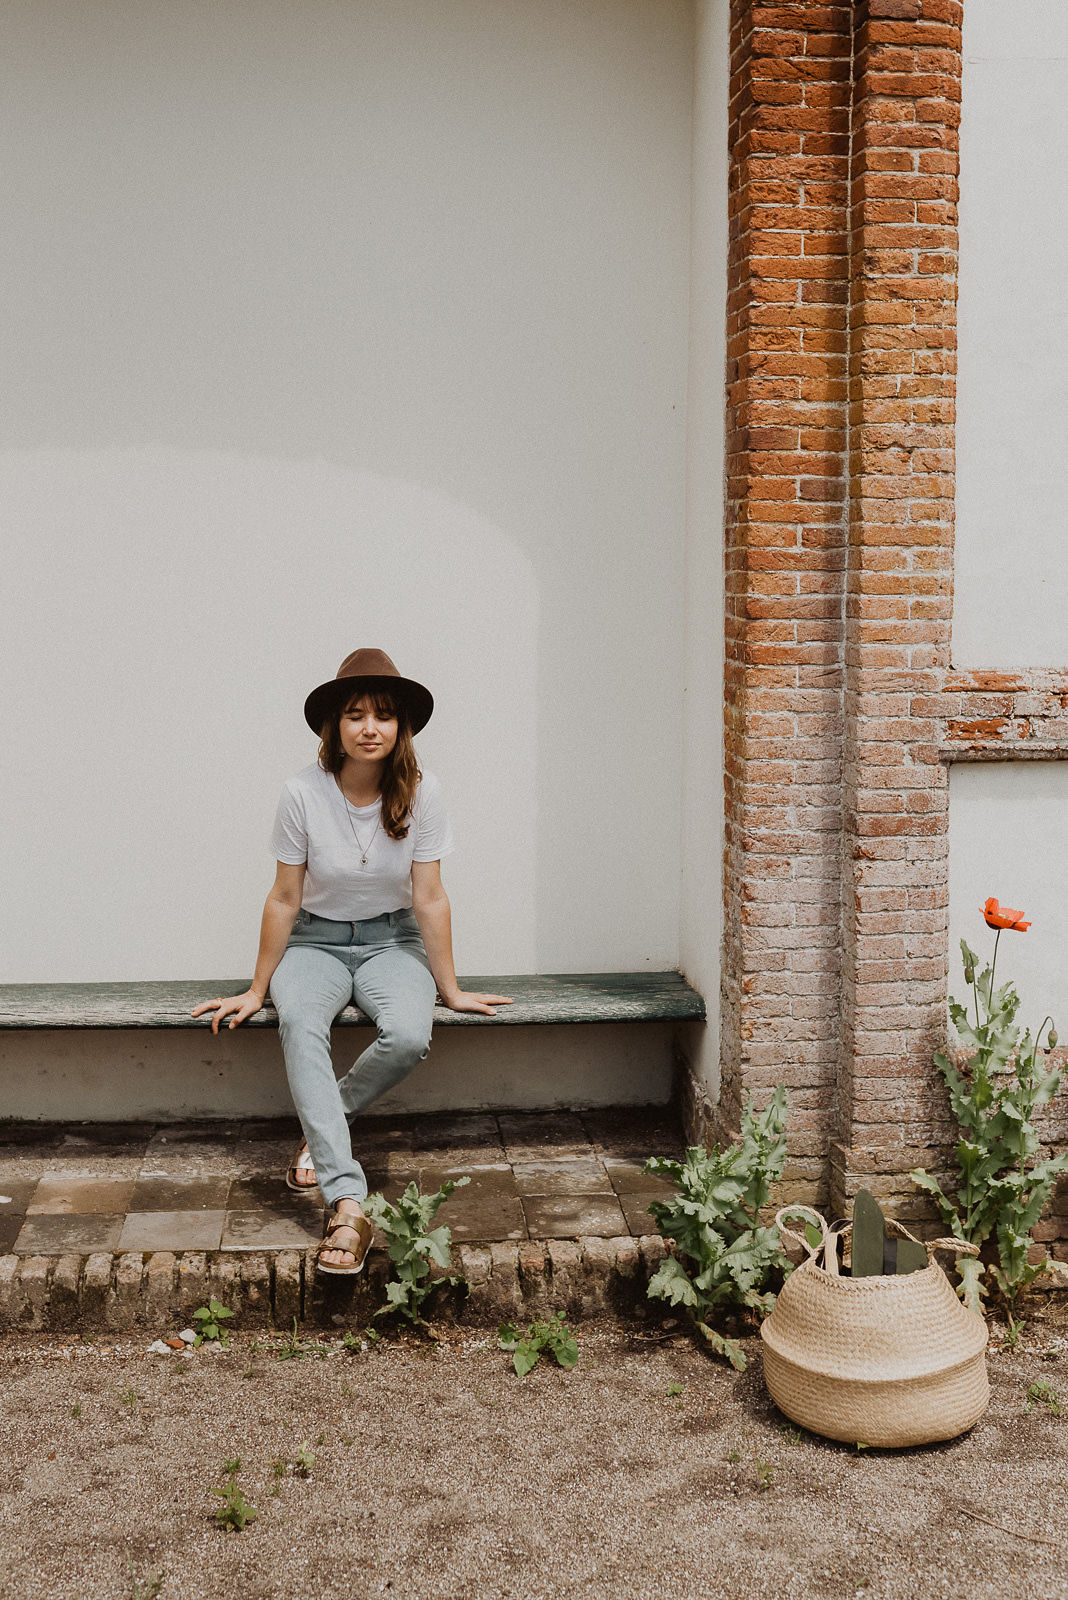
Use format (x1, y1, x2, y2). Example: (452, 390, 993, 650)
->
(720, 2, 853, 1201)
(832, 0, 963, 1214)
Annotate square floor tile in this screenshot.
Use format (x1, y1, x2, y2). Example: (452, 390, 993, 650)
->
(227, 1173, 321, 1209)
(14, 1214, 124, 1253)
(620, 1195, 667, 1237)
(511, 1157, 613, 1197)
(118, 1210, 226, 1251)
(447, 1194, 527, 1243)
(221, 1209, 325, 1250)
(406, 1114, 504, 1158)
(497, 1112, 590, 1155)
(417, 1163, 519, 1198)
(0, 1215, 25, 1252)
(27, 1176, 137, 1215)
(521, 1194, 627, 1239)
(0, 1179, 40, 1216)
(129, 1175, 232, 1211)
(579, 1107, 684, 1159)
(603, 1159, 674, 1195)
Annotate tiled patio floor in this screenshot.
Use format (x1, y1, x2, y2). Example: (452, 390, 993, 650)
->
(0, 1107, 683, 1255)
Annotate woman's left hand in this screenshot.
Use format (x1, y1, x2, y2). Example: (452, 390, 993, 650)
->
(441, 990, 513, 1017)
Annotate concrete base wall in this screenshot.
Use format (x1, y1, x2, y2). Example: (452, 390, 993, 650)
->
(0, 1024, 677, 1122)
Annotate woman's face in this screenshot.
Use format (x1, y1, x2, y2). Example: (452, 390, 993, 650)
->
(338, 695, 399, 769)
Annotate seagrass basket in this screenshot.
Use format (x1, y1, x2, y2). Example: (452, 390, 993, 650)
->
(760, 1207, 989, 1448)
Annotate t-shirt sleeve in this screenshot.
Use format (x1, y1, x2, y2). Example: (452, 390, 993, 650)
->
(269, 779, 309, 864)
(412, 771, 455, 862)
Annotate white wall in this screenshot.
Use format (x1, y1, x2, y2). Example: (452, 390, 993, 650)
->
(679, 0, 728, 1096)
(949, 763, 1068, 1040)
(0, 0, 695, 984)
(949, 3, 1068, 1038)
(955, 0, 1068, 669)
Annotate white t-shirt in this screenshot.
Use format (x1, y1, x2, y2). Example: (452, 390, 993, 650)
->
(269, 762, 454, 921)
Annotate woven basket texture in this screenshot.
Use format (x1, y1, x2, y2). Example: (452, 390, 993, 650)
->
(760, 1210, 989, 1448)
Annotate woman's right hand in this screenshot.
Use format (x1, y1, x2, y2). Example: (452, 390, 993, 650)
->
(191, 989, 265, 1034)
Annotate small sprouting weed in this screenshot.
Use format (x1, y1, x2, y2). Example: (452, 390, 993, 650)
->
(69, 1403, 82, 1419)
(212, 1477, 258, 1532)
(776, 1424, 802, 1445)
(125, 1555, 163, 1599)
(666, 1382, 684, 1399)
(192, 1299, 234, 1348)
(1026, 1381, 1063, 1417)
(295, 1442, 315, 1478)
(276, 1319, 329, 1362)
(726, 1449, 741, 1464)
(755, 1460, 775, 1491)
(222, 1457, 241, 1475)
(498, 1313, 578, 1377)
(119, 1387, 138, 1410)
(1004, 1315, 1026, 1350)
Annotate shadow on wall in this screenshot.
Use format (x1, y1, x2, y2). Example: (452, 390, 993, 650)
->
(0, 447, 538, 982)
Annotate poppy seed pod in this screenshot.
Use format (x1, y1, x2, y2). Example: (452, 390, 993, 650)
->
(964, 965, 975, 985)
(1049, 1027, 1058, 1049)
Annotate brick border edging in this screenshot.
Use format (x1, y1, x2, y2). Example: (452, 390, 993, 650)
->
(0, 1238, 669, 1334)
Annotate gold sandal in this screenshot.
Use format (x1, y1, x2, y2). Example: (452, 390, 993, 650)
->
(285, 1141, 318, 1192)
(315, 1211, 374, 1276)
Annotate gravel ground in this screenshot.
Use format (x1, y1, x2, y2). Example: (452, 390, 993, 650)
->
(1, 1308, 1066, 1600)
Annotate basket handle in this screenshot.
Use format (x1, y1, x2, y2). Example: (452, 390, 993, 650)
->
(885, 1217, 980, 1261)
(776, 1207, 981, 1268)
(775, 1205, 840, 1275)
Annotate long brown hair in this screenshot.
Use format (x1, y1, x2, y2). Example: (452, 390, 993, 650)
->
(317, 689, 421, 840)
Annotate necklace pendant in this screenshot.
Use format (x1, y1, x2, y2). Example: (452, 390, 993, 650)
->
(361, 854, 368, 865)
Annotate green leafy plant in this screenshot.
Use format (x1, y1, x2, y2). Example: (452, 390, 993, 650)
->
(643, 1087, 790, 1369)
(754, 1460, 775, 1491)
(125, 1556, 163, 1600)
(275, 1319, 329, 1361)
(910, 925, 1068, 1314)
(221, 1456, 242, 1475)
(1026, 1381, 1063, 1417)
(666, 1382, 684, 1398)
(363, 1177, 470, 1326)
(498, 1313, 578, 1376)
(295, 1441, 315, 1478)
(212, 1477, 258, 1531)
(192, 1298, 234, 1347)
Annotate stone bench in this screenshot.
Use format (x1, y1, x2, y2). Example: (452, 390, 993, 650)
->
(0, 973, 704, 1029)
(0, 974, 705, 1122)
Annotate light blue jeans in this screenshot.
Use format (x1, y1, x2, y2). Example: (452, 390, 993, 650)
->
(269, 907, 437, 1208)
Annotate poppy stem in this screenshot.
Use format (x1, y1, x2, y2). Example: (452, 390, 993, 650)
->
(989, 927, 1002, 1016)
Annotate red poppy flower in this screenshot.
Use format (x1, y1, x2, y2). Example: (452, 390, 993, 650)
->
(982, 897, 1031, 932)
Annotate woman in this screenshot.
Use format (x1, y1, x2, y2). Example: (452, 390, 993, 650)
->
(193, 648, 510, 1274)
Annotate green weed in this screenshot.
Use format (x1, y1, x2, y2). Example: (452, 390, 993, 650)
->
(295, 1442, 315, 1478)
(275, 1319, 329, 1361)
(363, 1178, 470, 1327)
(644, 1087, 791, 1369)
(125, 1556, 163, 1599)
(910, 934, 1068, 1315)
(498, 1313, 578, 1377)
(1026, 1381, 1063, 1417)
(754, 1460, 775, 1491)
(212, 1477, 258, 1532)
(192, 1298, 234, 1348)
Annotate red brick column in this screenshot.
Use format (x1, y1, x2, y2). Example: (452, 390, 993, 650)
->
(719, 2, 853, 1202)
(832, 0, 963, 1213)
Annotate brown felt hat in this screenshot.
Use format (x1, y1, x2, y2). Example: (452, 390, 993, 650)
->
(303, 648, 434, 735)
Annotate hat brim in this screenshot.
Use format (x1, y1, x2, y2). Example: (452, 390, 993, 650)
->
(303, 674, 434, 736)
